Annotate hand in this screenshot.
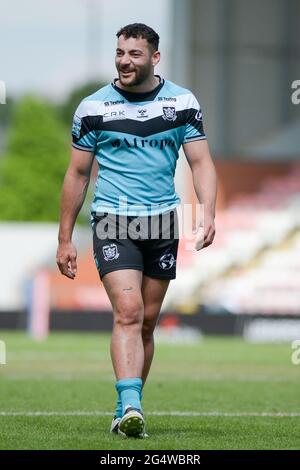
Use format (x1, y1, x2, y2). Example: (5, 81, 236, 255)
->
(194, 212, 215, 251)
(56, 241, 77, 279)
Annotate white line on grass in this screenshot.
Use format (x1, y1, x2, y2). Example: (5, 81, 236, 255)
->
(3, 375, 299, 382)
(0, 411, 300, 417)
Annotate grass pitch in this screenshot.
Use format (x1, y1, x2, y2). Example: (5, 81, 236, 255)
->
(0, 331, 299, 450)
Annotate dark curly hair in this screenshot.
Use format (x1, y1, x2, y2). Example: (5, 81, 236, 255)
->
(116, 23, 160, 52)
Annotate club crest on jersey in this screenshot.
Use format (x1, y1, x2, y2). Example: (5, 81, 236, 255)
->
(162, 106, 177, 122)
(102, 244, 120, 261)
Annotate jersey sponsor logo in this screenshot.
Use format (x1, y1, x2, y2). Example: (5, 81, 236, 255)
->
(111, 137, 176, 150)
(159, 253, 175, 270)
(72, 115, 82, 138)
(162, 106, 177, 122)
(103, 110, 126, 122)
(104, 100, 125, 106)
(102, 243, 120, 261)
(111, 139, 122, 148)
(158, 97, 177, 102)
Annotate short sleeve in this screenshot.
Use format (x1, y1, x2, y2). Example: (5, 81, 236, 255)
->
(182, 93, 206, 144)
(71, 100, 98, 153)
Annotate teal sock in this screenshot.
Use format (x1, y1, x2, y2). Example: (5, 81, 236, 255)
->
(114, 383, 143, 418)
(114, 397, 123, 419)
(115, 377, 143, 416)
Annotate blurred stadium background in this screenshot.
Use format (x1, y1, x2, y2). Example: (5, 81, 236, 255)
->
(0, 0, 300, 450)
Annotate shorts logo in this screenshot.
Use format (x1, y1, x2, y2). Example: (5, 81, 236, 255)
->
(159, 253, 175, 270)
(72, 115, 82, 138)
(103, 243, 120, 261)
(162, 106, 177, 122)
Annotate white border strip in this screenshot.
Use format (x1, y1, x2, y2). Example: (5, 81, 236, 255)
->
(0, 411, 299, 417)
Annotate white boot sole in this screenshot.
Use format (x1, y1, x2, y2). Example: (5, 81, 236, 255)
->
(119, 410, 144, 437)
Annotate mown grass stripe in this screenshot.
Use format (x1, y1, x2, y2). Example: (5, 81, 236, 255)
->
(1, 411, 300, 417)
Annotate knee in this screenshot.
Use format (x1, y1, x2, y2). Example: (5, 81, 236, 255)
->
(114, 300, 144, 328)
(142, 314, 158, 340)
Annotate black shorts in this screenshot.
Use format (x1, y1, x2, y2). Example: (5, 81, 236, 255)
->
(92, 209, 179, 280)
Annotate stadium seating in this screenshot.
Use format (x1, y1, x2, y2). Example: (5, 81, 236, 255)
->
(163, 164, 300, 315)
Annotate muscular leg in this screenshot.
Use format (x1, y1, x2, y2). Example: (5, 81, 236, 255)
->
(102, 269, 170, 424)
(102, 269, 144, 380)
(141, 275, 170, 384)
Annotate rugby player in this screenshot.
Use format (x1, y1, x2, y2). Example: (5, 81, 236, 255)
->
(57, 23, 217, 438)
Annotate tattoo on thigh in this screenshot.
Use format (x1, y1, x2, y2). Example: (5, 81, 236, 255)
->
(123, 287, 133, 292)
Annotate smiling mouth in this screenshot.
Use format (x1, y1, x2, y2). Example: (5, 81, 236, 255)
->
(120, 70, 134, 76)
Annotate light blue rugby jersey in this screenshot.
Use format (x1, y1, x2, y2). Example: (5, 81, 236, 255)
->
(72, 76, 206, 216)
